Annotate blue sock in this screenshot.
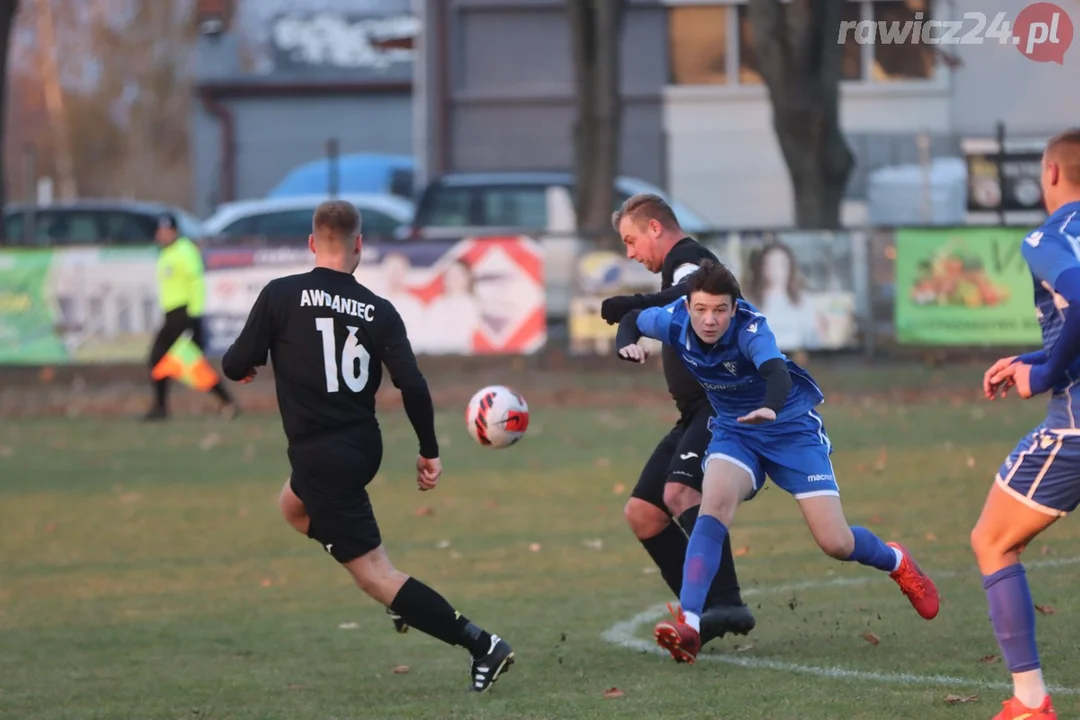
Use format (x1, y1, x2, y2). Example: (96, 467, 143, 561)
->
(845, 526, 900, 572)
(680, 514, 728, 618)
(983, 564, 1040, 673)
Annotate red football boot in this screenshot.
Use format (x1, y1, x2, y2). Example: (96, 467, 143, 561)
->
(887, 542, 940, 620)
(992, 694, 1056, 719)
(654, 604, 701, 664)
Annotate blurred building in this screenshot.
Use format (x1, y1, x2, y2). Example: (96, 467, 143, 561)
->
(416, 0, 1080, 229)
(190, 0, 417, 217)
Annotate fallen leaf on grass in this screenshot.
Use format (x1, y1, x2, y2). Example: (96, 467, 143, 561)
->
(285, 683, 306, 690)
(944, 694, 978, 704)
(436, 540, 451, 549)
(734, 546, 751, 557)
(612, 483, 626, 494)
(595, 457, 611, 468)
(978, 654, 1000, 664)
(260, 578, 273, 588)
(414, 506, 435, 517)
(1041, 545, 1053, 556)
(44, 522, 56, 533)
(925, 532, 938, 542)
(966, 456, 976, 468)
(392, 665, 410, 674)
(1035, 604, 1055, 615)
(583, 538, 603, 551)
(602, 687, 624, 699)
(734, 644, 754, 653)
(868, 515, 884, 525)
(338, 622, 358, 630)
(482, 499, 499, 510)
(199, 433, 221, 451)
(861, 631, 880, 646)
(237, 506, 249, 518)
(0, 446, 13, 458)
(529, 543, 542, 552)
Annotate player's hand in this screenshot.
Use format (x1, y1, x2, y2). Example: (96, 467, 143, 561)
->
(618, 343, 649, 363)
(737, 407, 777, 424)
(983, 355, 1017, 399)
(239, 368, 258, 384)
(990, 362, 1035, 400)
(416, 455, 442, 491)
(600, 295, 641, 325)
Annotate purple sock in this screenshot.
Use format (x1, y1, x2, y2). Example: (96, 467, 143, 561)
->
(680, 514, 728, 617)
(983, 564, 1040, 673)
(846, 526, 899, 572)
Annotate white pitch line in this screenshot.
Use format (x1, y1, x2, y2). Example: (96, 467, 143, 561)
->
(602, 555, 1080, 696)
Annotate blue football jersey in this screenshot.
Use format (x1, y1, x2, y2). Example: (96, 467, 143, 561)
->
(1022, 199, 1080, 428)
(636, 298, 824, 428)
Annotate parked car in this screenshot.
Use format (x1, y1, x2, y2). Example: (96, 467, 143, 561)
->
(2, 199, 204, 247)
(266, 153, 415, 201)
(399, 171, 711, 240)
(201, 194, 415, 243)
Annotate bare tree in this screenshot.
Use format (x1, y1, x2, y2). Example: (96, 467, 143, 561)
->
(567, 0, 625, 241)
(0, 0, 19, 233)
(747, 0, 854, 229)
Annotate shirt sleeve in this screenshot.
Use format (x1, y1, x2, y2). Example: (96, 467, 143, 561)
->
(1022, 231, 1080, 290)
(221, 283, 275, 381)
(737, 316, 784, 368)
(636, 304, 677, 344)
(381, 304, 439, 459)
(184, 242, 207, 317)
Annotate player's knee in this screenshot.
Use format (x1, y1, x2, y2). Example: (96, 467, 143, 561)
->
(815, 529, 855, 560)
(663, 482, 699, 518)
(624, 497, 670, 539)
(278, 484, 309, 535)
(970, 521, 1000, 559)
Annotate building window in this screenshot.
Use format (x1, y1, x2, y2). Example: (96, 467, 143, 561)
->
(669, 5, 728, 85)
(668, 1, 935, 87)
(871, 0, 936, 81)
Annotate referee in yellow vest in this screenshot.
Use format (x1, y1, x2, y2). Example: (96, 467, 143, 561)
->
(145, 213, 238, 421)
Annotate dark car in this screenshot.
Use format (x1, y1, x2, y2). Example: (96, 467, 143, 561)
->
(2, 200, 204, 247)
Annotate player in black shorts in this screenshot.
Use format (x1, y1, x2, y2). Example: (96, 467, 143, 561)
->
(601, 193, 755, 644)
(220, 200, 514, 694)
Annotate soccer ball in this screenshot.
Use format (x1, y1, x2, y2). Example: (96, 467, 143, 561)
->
(465, 385, 529, 448)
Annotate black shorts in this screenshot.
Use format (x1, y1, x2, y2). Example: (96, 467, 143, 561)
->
(287, 428, 384, 564)
(148, 308, 208, 369)
(631, 404, 712, 512)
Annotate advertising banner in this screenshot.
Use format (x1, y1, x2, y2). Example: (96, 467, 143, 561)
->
(0, 248, 159, 364)
(203, 237, 547, 357)
(568, 232, 861, 355)
(894, 227, 1040, 345)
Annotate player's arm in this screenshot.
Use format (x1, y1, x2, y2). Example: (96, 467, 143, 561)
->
(221, 284, 275, 382)
(737, 319, 791, 423)
(1023, 237, 1080, 394)
(601, 261, 706, 324)
(381, 307, 439, 461)
(615, 305, 674, 362)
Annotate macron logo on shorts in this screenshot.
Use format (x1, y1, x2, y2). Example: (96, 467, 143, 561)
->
(807, 474, 834, 482)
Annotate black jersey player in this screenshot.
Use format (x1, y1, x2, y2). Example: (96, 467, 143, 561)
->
(221, 200, 514, 693)
(600, 193, 755, 644)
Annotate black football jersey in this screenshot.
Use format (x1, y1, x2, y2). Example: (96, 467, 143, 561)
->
(222, 267, 437, 455)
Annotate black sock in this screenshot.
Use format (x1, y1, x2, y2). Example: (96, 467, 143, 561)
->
(210, 383, 233, 404)
(153, 379, 168, 411)
(679, 506, 744, 607)
(390, 577, 492, 658)
(640, 522, 688, 597)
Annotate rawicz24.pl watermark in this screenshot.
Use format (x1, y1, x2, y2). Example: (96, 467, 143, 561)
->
(838, 2, 1074, 64)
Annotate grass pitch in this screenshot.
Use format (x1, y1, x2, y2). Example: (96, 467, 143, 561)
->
(2, 365, 1079, 719)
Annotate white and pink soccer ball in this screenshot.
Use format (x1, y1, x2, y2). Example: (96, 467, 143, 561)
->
(465, 385, 530, 448)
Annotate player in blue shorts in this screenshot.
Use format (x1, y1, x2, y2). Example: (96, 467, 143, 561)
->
(615, 259, 939, 664)
(973, 128, 1080, 720)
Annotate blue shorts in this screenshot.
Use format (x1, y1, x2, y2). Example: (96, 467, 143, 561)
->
(997, 423, 1080, 517)
(704, 410, 840, 501)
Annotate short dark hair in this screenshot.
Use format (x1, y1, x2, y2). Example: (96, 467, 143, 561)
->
(611, 193, 680, 232)
(157, 213, 178, 231)
(686, 259, 741, 302)
(313, 200, 361, 239)
(1047, 128, 1080, 186)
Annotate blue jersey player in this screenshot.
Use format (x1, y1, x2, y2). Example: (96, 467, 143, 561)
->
(973, 128, 1080, 720)
(616, 259, 939, 664)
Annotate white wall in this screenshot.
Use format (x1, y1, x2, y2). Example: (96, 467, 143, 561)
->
(664, 81, 952, 228)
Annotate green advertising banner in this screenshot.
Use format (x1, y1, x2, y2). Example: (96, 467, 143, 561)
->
(0, 251, 67, 363)
(0, 247, 159, 364)
(895, 227, 1041, 345)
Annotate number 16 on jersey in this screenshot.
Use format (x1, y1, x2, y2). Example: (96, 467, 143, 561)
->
(315, 317, 371, 393)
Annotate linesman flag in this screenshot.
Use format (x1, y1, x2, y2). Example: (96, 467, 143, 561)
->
(150, 335, 220, 392)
